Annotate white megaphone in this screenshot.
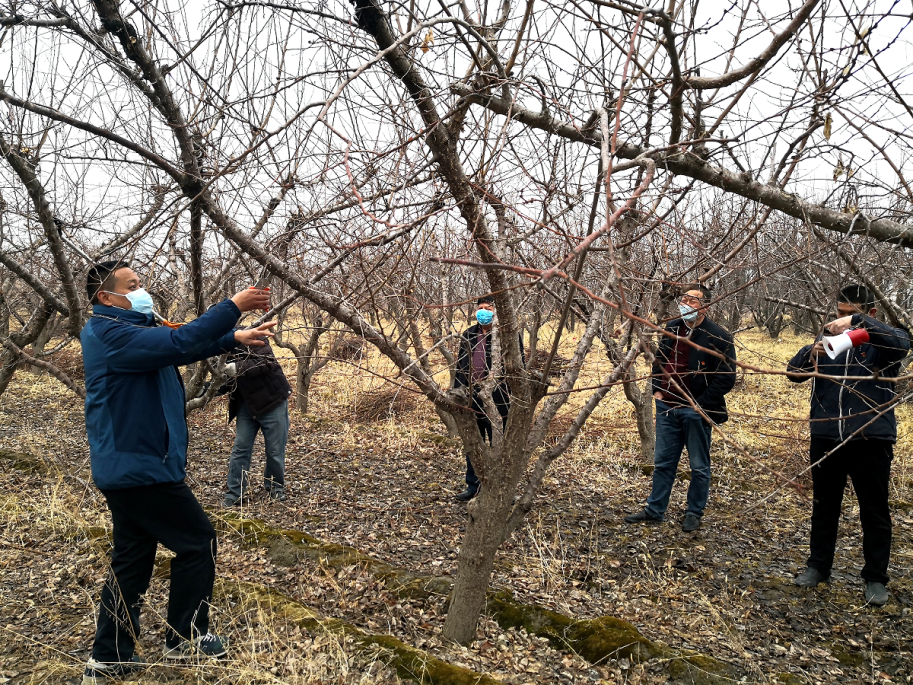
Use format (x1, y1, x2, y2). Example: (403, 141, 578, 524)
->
(822, 327, 870, 360)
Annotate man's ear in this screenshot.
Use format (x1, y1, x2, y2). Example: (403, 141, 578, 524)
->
(868, 307, 877, 318)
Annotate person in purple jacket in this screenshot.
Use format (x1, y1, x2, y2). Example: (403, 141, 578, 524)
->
(80, 261, 274, 683)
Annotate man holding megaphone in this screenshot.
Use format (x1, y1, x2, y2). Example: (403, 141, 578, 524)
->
(786, 284, 910, 606)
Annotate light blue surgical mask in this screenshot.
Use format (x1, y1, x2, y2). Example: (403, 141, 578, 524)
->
(104, 288, 155, 316)
(678, 303, 699, 323)
(476, 309, 494, 326)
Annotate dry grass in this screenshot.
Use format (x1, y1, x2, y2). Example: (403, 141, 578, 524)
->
(0, 458, 403, 684)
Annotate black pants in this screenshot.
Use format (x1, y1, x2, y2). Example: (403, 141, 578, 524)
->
(92, 482, 217, 662)
(808, 437, 893, 585)
(465, 386, 510, 487)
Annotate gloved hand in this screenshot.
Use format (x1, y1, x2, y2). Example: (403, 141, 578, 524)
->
(223, 362, 238, 377)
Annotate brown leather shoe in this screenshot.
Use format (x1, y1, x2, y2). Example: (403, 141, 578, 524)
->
(624, 508, 662, 523)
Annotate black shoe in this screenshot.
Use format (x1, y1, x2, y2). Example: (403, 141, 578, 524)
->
(794, 567, 827, 587)
(682, 513, 701, 532)
(82, 656, 142, 683)
(163, 632, 228, 660)
(864, 581, 889, 606)
(623, 508, 661, 524)
(455, 487, 478, 502)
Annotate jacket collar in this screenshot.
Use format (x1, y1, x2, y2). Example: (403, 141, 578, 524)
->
(92, 304, 156, 327)
(670, 316, 715, 334)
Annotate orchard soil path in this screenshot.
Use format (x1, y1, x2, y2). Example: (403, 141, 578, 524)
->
(0, 334, 911, 684)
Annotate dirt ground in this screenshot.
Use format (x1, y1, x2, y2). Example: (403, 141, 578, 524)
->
(0, 330, 910, 684)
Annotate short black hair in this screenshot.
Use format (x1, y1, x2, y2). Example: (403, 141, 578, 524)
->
(838, 284, 875, 309)
(683, 283, 712, 302)
(477, 294, 495, 305)
(87, 260, 130, 305)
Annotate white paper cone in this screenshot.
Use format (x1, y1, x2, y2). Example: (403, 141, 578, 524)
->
(823, 332, 853, 359)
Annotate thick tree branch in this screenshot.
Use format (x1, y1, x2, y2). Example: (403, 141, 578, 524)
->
(449, 84, 913, 247)
(351, 0, 526, 384)
(685, 0, 821, 89)
(0, 336, 86, 399)
(0, 250, 70, 316)
(0, 86, 184, 180)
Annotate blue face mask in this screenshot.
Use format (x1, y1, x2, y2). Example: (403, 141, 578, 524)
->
(678, 303, 699, 323)
(476, 309, 494, 325)
(105, 288, 155, 315)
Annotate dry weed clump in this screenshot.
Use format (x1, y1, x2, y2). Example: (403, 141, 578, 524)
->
(526, 348, 572, 378)
(353, 387, 420, 423)
(40, 344, 85, 382)
(544, 413, 576, 445)
(329, 336, 366, 362)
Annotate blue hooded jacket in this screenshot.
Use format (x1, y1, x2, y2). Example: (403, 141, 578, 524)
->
(81, 299, 242, 490)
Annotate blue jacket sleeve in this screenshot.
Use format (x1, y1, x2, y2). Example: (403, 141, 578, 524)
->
(97, 299, 242, 373)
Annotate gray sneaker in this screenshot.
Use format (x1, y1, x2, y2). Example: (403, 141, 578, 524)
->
(794, 567, 827, 587)
(222, 496, 239, 508)
(82, 656, 142, 684)
(864, 582, 889, 606)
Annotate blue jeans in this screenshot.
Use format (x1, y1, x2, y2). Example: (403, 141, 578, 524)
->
(645, 400, 713, 519)
(226, 400, 289, 502)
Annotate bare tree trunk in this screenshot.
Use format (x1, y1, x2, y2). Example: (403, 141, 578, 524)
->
(446, 487, 513, 642)
(623, 370, 655, 462)
(0, 301, 53, 397)
(434, 405, 460, 438)
(29, 313, 59, 373)
(275, 313, 332, 415)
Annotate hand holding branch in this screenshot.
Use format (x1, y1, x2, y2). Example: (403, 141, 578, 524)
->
(234, 321, 277, 347)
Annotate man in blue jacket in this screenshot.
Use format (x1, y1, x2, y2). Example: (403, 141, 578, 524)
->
(80, 261, 275, 683)
(787, 284, 910, 606)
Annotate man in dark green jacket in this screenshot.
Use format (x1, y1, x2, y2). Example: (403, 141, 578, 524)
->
(81, 261, 274, 683)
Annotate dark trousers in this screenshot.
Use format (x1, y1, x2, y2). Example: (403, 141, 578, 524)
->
(92, 482, 217, 662)
(466, 386, 510, 488)
(808, 437, 893, 585)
